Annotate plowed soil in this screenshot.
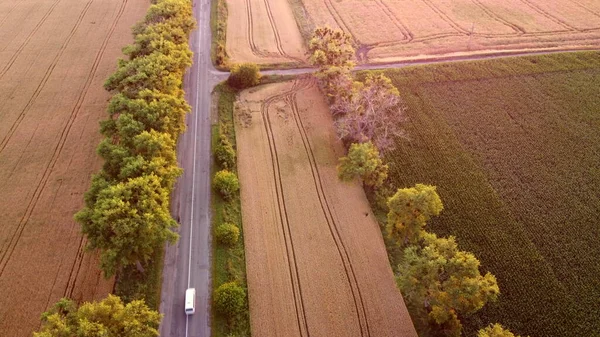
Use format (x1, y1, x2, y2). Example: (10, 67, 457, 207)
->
(235, 79, 417, 337)
(295, 0, 600, 63)
(225, 0, 306, 65)
(0, 1, 148, 336)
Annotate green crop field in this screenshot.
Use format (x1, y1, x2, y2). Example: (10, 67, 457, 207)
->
(368, 52, 600, 337)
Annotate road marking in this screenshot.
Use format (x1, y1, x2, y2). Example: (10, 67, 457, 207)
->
(186, 1, 203, 336)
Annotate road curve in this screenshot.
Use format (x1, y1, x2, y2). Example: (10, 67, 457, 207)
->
(158, 0, 215, 335)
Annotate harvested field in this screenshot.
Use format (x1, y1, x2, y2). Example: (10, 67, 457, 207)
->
(372, 52, 600, 336)
(0, 0, 148, 336)
(294, 0, 600, 63)
(225, 0, 307, 65)
(235, 78, 417, 337)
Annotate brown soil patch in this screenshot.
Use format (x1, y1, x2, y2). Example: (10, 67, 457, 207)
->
(296, 0, 600, 63)
(235, 78, 417, 337)
(0, 0, 148, 336)
(225, 0, 307, 65)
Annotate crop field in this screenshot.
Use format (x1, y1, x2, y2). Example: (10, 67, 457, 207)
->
(294, 0, 600, 63)
(0, 0, 148, 335)
(225, 0, 307, 65)
(235, 78, 417, 336)
(371, 51, 600, 336)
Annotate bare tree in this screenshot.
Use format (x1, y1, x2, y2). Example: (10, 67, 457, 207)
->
(334, 73, 406, 151)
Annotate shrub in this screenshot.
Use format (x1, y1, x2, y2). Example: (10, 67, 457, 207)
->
(215, 223, 240, 246)
(215, 134, 236, 169)
(228, 63, 261, 89)
(213, 282, 246, 317)
(213, 170, 239, 200)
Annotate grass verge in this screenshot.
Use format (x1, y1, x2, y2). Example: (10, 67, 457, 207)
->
(362, 51, 600, 337)
(211, 84, 251, 336)
(211, 0, 229, 69)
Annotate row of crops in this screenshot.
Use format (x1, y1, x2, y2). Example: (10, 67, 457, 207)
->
(371, 51, 600, 336)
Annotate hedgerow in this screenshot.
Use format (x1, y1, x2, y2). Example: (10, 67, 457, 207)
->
(75, 0, 196, 305)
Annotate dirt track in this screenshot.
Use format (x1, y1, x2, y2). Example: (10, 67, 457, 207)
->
(225, 0, 306, 65)
(235, 79, 417, 337)
(0, 1, 147, 335)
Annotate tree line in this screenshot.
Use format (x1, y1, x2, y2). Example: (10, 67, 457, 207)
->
(36, 0, 196, 335)
(309, 26, 521, 337)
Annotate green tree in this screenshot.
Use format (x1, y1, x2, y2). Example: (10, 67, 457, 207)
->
(337, 141, 388, 188)
(397, 232, 499, 336)
(308, 26, 355, 68)
(308, 27, 355, 100)
(213, 282, 247, 318)
(478, 324, 521, 337)
(215, 133, 236, 169)
(228, 63, 261, 89)
(34, 295, 161, 337)
(215, 223, 240, 246)
(75, 174, 178, 277)
(213, 170, 240, 200)
(387, 184, 443, 245)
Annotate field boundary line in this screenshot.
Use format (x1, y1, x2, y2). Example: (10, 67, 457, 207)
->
(0, 0, 96, 277)
(0, 0, 62, 78)
(260, 80, 313, 337)
(286, 77, 370, 336)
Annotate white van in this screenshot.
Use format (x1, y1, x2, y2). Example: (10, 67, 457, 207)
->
(185, 288, 196, 315)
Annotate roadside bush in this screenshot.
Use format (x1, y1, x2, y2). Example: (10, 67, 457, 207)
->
(213, 170, 239, 200)
(215, 223, 240, 246)
(213, 282, 246, 318)
(228, 63, 261, 89)
(215, 134, 236, 169)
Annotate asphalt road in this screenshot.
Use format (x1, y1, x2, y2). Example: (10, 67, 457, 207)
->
(158, 0, 217, 335)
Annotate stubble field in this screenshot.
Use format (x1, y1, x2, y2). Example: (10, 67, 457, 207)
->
(234, 78, 417, 337)
(0, 0, 147, 336)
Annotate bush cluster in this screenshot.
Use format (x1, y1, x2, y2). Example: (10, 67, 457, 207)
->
(213, 282, 247, 318)
(228, 63, 261, 89)
(75, 0, 196, 277)
(215, 223, 240, 246)
(215, 134, 236, 169)
(213, 169, 240, 200)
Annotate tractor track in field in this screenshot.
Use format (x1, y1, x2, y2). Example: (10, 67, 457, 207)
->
(322, 0, 359, 44)
(0, 0, 128, 280)
(260, 80, 311, 337)
(519, 0, 578, 31)
(0, 0, 93, 154)
(260, 77, 371, 337)
(0, 0, 27, 29)
(262, 0, 304, 62)
(243, 0, 301, 61)
(373, 0, 413, 41)
(286, 77, 371, 337)
(0, 0, 63, 78)
(61, 0, 129, 299)
(570, 0, 600, 18)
